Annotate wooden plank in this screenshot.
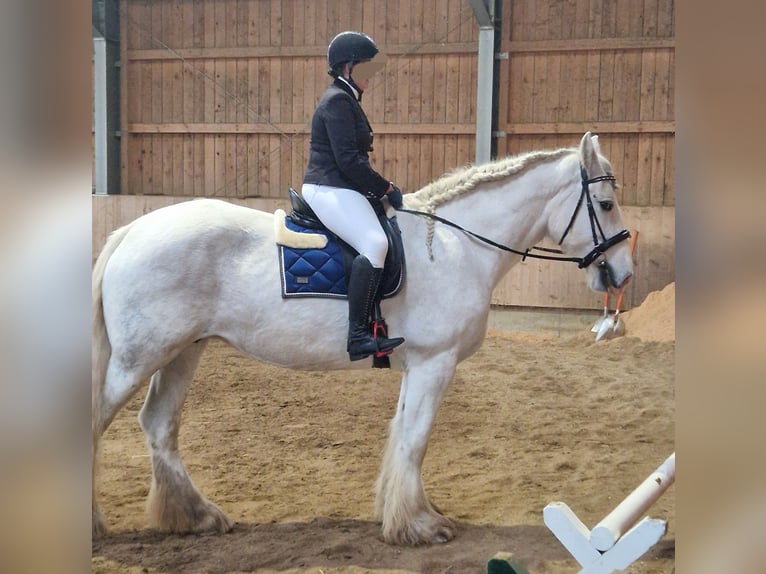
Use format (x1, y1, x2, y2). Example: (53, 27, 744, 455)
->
(125, 0, 141, 50)
(588, 0, 604, 37)
(397, 60, 410, 124)
(635, 135, 653, 206)
(444, 55, 460, 123)
(621, 135, 639, 206)
(657, 0, 674, 36)
(193, 134, 205, 196)
(148, 135, 162, 195)
(419, 55, 435, 124)
(444, 134, 458, 174)
(409, 55, 423, 124)
(653, 49, 672, 121)
(501, 121, 675, 134)
(601, 0, 617, 37)
(532, 0, 549, 41)
(612, 51, 628, 121)
(431, 135, 445, 183)
(418, 130, 434, 190)
(649, 134, 665, 207)
(573, 0, 589, 38)
(643, 0, 659, 36)
(505, 37, 674, 53)
(598, 50, 615, 121)
(639, 49, 656, 121)
(255, 135, 271, 193)
(127, 43, 481, 61)
(306, 0, 319, 46)
(163, 137, 174, 194)
(182, 133, 194, 195)
(270, 0, 282, 46)
(545, 52, 562, 123)
(666, 49, 675, 120)
(663, 135, 675, 206)
(446, 0, 461, 43)
(126, 137, 141, 195)
(531, 54, 546, 122)
(624, 52, 642, 121)
(456, 135, 472, 173)
(130, 122, 383, 135)
(372, 0, 386, 44)
(513, 54, 535, 124)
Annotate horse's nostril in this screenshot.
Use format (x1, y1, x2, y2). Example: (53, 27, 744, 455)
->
(619, 273, 633, 289)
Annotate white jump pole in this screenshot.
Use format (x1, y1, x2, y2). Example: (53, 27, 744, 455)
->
(543, 452, 675, 574)
(590, 453, 675, 551)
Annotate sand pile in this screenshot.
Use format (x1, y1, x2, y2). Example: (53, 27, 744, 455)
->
(621, 282, 675, 342)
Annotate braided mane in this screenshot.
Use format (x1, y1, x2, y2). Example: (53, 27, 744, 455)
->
(403, 148, 574, 258)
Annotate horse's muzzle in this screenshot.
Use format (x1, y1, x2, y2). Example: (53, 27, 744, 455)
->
(599, 261, 632, 292)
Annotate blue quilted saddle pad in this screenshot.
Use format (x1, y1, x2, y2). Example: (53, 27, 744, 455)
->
(278, 218, 348, 299)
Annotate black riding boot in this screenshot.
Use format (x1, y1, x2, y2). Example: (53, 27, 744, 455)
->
(347, 255, 405, 361)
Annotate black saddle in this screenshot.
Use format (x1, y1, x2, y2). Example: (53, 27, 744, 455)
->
(287, 188, 406, 299)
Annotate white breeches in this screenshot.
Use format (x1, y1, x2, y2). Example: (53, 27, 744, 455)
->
(301, 184, 388, 269)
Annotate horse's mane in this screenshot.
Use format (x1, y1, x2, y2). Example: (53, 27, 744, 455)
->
(404, 148, 575, 258)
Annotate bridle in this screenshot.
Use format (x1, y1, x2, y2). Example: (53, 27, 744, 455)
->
(395, 163, 631, 270)
(557, 165, 631, 269)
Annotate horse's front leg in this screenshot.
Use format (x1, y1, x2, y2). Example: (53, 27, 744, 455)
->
(375, 351, 458, 545)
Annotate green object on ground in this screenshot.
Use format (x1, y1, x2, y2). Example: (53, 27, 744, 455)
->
(487, 551, 531, 574)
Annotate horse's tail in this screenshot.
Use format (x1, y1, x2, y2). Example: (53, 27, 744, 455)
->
(92, 221, 134, 536)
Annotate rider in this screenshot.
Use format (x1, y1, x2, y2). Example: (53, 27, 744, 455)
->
(301, 31, 405, 362)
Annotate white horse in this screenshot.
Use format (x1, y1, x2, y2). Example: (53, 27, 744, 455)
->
(92, 133, 633, 545)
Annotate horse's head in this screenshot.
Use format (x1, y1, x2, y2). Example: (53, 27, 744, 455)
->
(551, 133, 634, 293)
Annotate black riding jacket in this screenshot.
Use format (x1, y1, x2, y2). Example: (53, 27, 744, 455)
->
(302, 78, 390, 199)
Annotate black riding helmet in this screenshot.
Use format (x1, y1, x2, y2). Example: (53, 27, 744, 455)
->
(327, 31, 379, 76)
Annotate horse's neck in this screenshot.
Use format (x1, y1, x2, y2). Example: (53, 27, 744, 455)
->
(436, 165, 557, 285)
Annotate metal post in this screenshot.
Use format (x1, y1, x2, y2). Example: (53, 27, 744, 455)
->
(476, 26, 494, 165)
(93, 37, 107, 195)
(93, 0, 121, 194)
(468, 0, 496, 165)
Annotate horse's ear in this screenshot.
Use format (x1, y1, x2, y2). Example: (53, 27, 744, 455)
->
(579, 132, 598, 172)
(591, 135, 602, 156)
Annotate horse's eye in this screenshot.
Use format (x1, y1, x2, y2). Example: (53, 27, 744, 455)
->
(599, 200, 614, 212)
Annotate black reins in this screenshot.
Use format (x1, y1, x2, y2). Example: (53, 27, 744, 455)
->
(396, 164, 631, 269)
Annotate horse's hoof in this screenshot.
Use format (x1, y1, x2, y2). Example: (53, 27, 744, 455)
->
(433, 528, 454, 544)
(383, 511, 456, 546)
(149, 494, 233, 534)
(194, 501, 234, 534)
(431, 520, 456, 544)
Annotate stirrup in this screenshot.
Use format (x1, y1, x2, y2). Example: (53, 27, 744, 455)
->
(347, 332, 404, 362)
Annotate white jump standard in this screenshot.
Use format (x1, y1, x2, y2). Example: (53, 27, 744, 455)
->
(543, 453, 675, 574)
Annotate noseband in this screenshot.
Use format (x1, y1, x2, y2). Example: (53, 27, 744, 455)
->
(557, 166, 631, 269)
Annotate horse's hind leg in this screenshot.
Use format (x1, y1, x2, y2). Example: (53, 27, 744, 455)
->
(138, 339, 233, 534)
(93, 358, 154, 537)
(375, 353, 458, 545)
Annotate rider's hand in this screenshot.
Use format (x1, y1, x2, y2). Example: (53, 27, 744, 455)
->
(387, 183, 403, 209)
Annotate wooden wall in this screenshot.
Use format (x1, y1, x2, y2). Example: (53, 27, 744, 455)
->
(121, 0, 479, 198)
(496, 0, 675, 208)
(98, 0, 675, 310)
(493, 0, 675, 308)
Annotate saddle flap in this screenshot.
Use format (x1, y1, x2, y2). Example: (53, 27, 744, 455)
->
(288, 187, 325, 230)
